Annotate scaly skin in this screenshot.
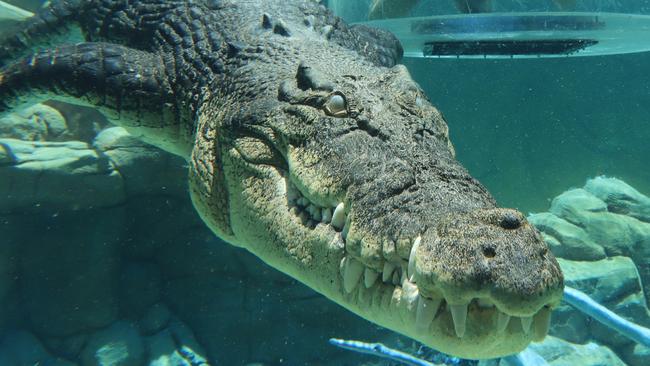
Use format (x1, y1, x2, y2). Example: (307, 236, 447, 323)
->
(0, 0, 563, 359)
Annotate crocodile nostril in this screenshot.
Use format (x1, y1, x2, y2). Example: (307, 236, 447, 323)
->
(499, 212, 521, 230)
(482, 246, 496, 258)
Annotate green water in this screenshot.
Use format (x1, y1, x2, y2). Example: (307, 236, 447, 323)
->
(406, 54, 650, 213)
(330, 0, 650, 213)
(2, 1, 650, 365)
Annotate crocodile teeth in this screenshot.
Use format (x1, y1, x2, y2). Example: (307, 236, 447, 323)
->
(520, 316, 533, 334)
(407, 235, 421, 281)
(392, 268, 401, 285)
(416, 296, 441, 331)
(341, 219, 350, 239)
(363, 268, 379, 288)
(382, 262, 396, 283)
(312, 207, 322, 221)
(298, 211, 309, 225)
(534, 307, 552, 341)
(342, 257, 364, 293)
(497, 311, 510, 333)
(287, 188, 299, 202)
(331, 202, 346, 230)
(321, 207, 332, 223)
(449, 304, 468, 338)
(401, 280, 419, 311)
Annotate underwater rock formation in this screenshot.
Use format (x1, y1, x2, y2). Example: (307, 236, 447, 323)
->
(529, 176, 650, 366)
(0, 104, 186, 213)
(526, 335, 625, 366)
(0, 102, 390, 365)
(0, 330, 76, 366)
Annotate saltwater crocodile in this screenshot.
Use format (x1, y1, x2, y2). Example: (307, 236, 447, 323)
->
(0, 0, 563, 359)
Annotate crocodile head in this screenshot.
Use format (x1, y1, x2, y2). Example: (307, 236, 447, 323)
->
(188, 17, 563, 362)
(0, 0, 561, 358)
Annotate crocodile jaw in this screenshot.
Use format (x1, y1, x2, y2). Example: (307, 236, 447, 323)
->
(213, 148, 563, 360)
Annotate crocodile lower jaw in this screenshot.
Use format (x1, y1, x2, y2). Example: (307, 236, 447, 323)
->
(282, 177, 551, 359)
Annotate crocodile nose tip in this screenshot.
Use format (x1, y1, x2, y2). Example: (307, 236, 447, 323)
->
(499, 212, 522, 230)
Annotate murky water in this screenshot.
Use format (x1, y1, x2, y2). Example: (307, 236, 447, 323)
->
(1, 1, 650, 365)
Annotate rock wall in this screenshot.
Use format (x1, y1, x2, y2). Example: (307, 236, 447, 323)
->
(0, 102, 391, 365)
(529, 176, 650, 366)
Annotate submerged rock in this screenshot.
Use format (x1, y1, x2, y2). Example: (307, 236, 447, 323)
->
(0, 138, 125, 212)
(0, 330, 77, 366)
(527, 212, 605, 260)
(145, 327, 209, 366)
(623, 343, 650, 366)
(138, 303, 171, 336)
(585, 176, 650, 223)
(0, 103, 66, 141)
(93, 127, 186, 197)
(549, 188, 607, 226)
(559, 257, 642, 303)
(119, 262, 162, 319)
(531, 176, 650, 362)
(554, 257, 650, 346)
(18, 208, 122, 336)
(80, 321, 144, 366)
(0, 236, 16, 323)
(526, 336, 626, 366)
(0, 106, 185, 214)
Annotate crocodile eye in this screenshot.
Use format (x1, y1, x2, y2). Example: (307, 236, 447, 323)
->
(324, 93, 348, 117)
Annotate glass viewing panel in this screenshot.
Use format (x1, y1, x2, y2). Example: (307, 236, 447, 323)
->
(326, 1, 650, 58)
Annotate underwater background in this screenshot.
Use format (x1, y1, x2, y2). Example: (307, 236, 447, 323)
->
(1, 0, 650, 365)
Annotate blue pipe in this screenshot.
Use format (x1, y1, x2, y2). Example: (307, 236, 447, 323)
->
(328, 338, 439, 366)
(563, 286, 650, 348)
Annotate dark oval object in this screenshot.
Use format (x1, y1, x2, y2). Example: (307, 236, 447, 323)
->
(500, 212, 521, 230)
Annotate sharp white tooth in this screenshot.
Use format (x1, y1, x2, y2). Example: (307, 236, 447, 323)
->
(533, 307, 552, 341)
(331, 202, 346, 230)
(364, 268, 379, 288)
(340, 256, 347, 275)
(321, 207, 332, 223)
(312, 207, 322, 221)
(477, 298, 494, 308)
(521, 316, 533, 334)
(298, 211, 309, 224)
(400, 261, 408, 283)
(401, 280, 419, 311)
(449, 304, 468, 338)
(408, 235, 421, 281)
(392, 268, 401, 285)
(307, 204, 317, 216)
(497, 311, 510, 333)
(382, 262, 396, 283)
(416, 296, 441, 331)
(343, 257, 364, 293)
(287, 188, 299, 202)
(342, 219, 350, 239)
